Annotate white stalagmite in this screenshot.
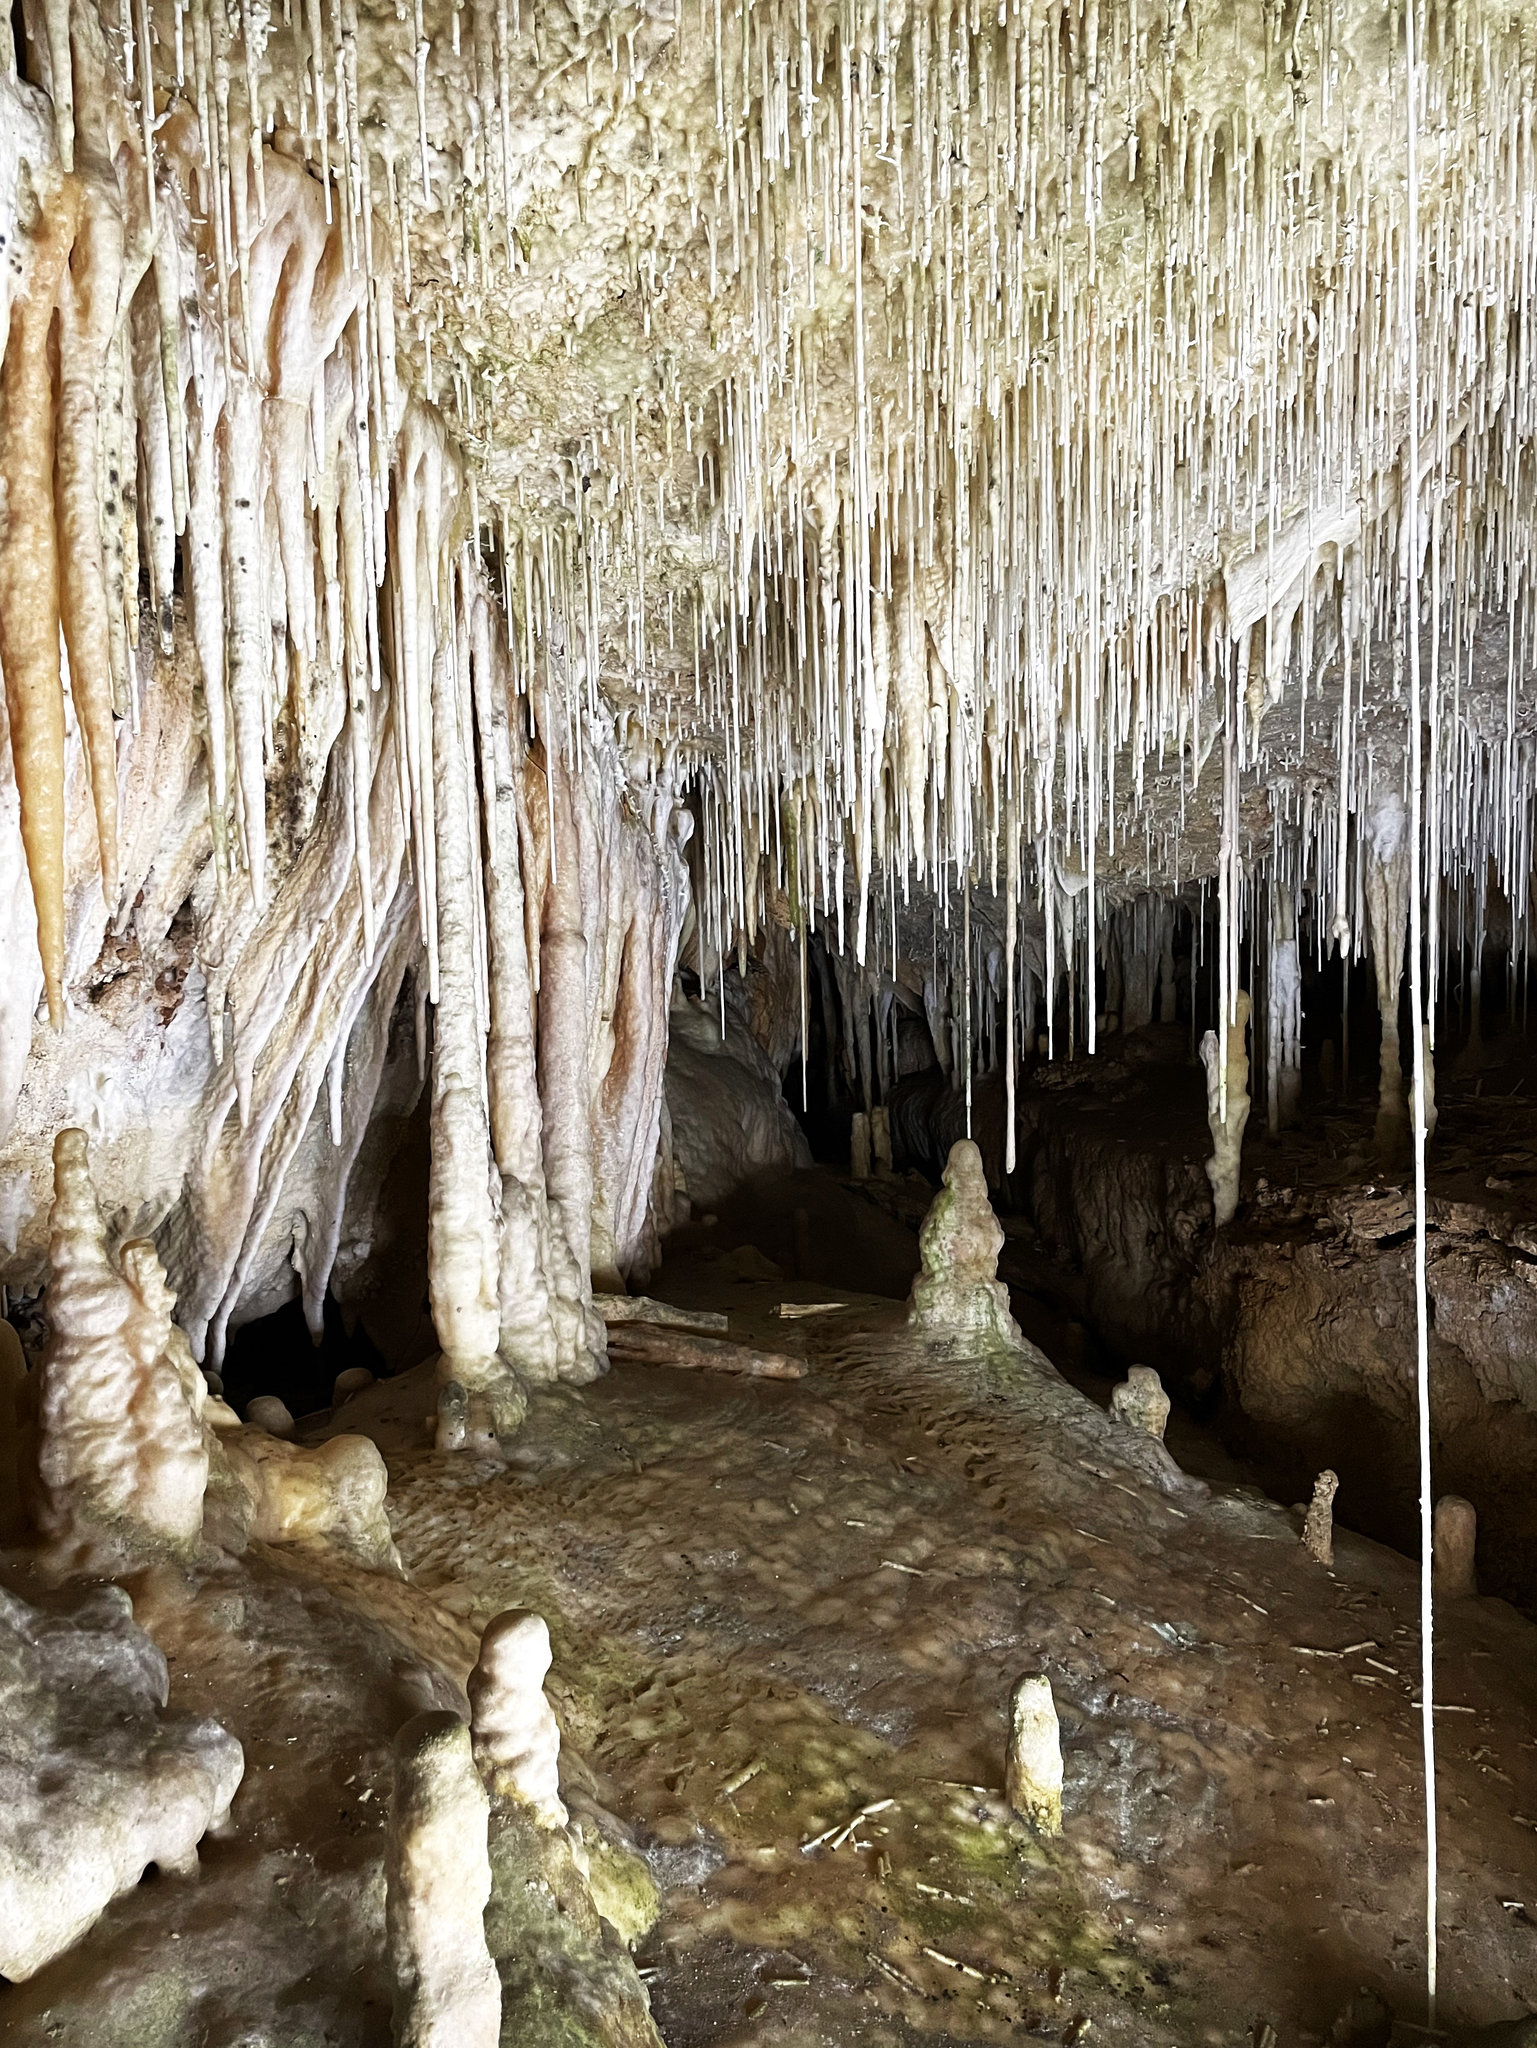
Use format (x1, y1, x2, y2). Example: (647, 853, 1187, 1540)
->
(1005, 1675, 1063, 1837)
(386, 1713, 502, 2048)
(467, 1609, 568, 1828)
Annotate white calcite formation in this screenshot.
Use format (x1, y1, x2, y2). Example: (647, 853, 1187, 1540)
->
(0, 0, 1533, 1443)
(1110, 1366, 1171, 1443)
(907, 1140, 1022, 1350)
(1302, 1470, 1341, 1568)
(25, 1128, 210, 1567)
(386, 1711, 502, 2048)
(1005, 1675, 1063, 1838)
(467, 1608, 568, 1829)
(215, 1423, 403, 1574)
(0, 1581, 244, 1982)
(1433, 1495, 1478, 1600)
(1199, 992, 1253, 1230)
(244, 1395, 296, 1440)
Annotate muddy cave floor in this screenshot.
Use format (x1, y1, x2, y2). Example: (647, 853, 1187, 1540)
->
(8, 1182, 1537, 2047)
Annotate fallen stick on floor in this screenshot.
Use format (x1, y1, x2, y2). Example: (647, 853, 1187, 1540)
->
(774, 1301, 847, 1318)
(603, 1324, 804, 1379)
(593, 1293, 730, 1333)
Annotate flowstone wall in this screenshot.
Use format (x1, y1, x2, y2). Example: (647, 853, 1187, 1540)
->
(0, 50, 690, 1417)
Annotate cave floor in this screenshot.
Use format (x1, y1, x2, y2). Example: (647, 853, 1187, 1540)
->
(4, 1256, 1537, 2046)
(372, 1265, 1537, 2046)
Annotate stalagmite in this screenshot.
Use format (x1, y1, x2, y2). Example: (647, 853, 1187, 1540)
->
(907, 1139, 1021, 1349)
(25, 1131, 210, 1567)
(1199, 991, 1252, 1229)
(1005, 1675, 1063, 1837)
(1302, 1471, 1340, 1568)
(0, 176, 81, 1026)
(467, 1609, 568, 1828)
(386, 1713, 502, 2048)
(245, 1394, 296, 1438)
(1432, 1496, 1477, 1600)
(1110, 1366, 1171, 1443)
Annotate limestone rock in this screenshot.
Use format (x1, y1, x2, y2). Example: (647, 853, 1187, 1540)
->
(386, 1711, 502, 2048)
(1110, 1365, 1171, 1441)
(468, 1609, 568, 1829)
(664, 994, 812, 1212)
(0, 1582, 244, 1981)
(907, 1139, 1022, 1349)
(1005, 1674, 1063, 1837)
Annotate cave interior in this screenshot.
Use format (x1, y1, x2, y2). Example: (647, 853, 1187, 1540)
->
(2, 0, 1537, 2040)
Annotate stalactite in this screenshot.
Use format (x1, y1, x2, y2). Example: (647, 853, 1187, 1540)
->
(55, 180, 122, 902)
(0, 175, 81, 1027)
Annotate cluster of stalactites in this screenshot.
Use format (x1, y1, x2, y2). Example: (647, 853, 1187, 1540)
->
(573, 0, 1537, 1070)
(0, 13, 694, 1422)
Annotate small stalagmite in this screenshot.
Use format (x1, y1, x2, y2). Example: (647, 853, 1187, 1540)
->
(467, 1609, 568, 1829)
(1005, 1675, 1063, 1838)
(386, 1712, 502, 2048)
(1109, 1366, 1171, 1441)
(907, 1139, 1021, 1349)
(1199, 992, 1252, 1229)
(245, 1395, 296, 1439)
(1302, 1470, 1340, 1567)
(1432, 1495, 1478, 1600)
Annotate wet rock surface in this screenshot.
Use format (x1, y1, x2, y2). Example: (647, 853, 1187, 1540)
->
(364, 1261, 1537, 2043)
